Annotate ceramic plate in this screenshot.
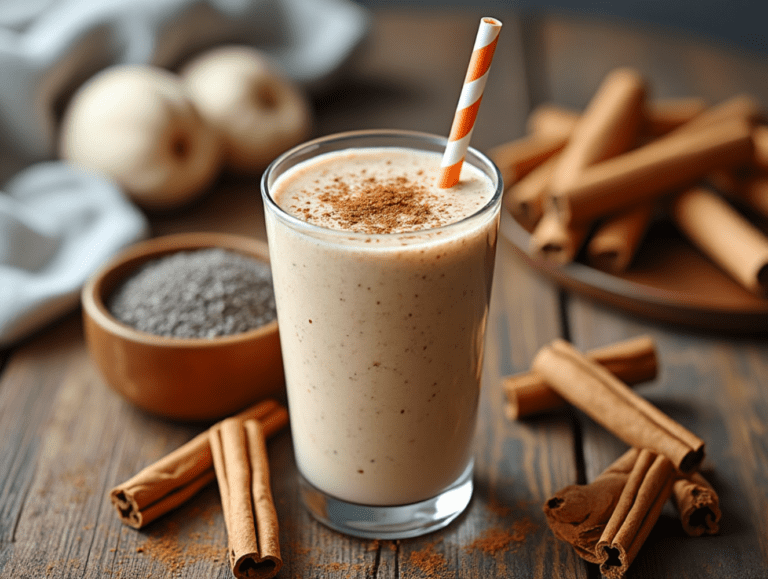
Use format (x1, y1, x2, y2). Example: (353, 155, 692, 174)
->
(500, 211, 768, 332)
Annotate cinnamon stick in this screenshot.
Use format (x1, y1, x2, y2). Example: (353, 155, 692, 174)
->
(672, 471, 721, 536)
(492, 88, 692, 195)
(642, 97, 708, 136)
(544, 448, 720, 563)
(678, 93, 763, 133)
(753, 125, 768, 171)
(514, 91, 699, 239)
(671, 186, 768, 294)
(531, 339, 705, 473)
(543, 450, 639, 564)
(110, 400, 288, 529)
(488, 131, 568, 187)
(586, 203, 655, 273)
(504, 335, 658, 420)
(597, 449, 676, 578)
(552, 118, 754, 225)
(210, 418, 282, 579)
(529, 204, 589, 264)
(530, 68, 646, 263)
(504, 153, 559, 231)
(548, 67, 646, 195)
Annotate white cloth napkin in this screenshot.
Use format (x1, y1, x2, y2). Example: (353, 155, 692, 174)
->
(0, 163, 148, 346)
(0, 0, 370, 346)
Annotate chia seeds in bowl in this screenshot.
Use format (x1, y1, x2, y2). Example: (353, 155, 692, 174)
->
(108, 247, 276, 339)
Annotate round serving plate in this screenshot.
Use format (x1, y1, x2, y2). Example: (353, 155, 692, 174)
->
(500, 211, 768, 332)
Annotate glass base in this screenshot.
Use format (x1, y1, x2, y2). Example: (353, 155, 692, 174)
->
(298, 460, 474, 539)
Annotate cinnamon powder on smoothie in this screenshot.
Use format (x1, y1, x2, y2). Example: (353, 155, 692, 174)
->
(301, 176, 445, 234)
(277, 148, 493, 236)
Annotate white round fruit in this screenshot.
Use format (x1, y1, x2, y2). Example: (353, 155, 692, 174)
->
(59, 65, 222, 211)
(180, 46, 312, 173)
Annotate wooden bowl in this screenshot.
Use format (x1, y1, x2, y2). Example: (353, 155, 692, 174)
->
(81, 232, 284, 421)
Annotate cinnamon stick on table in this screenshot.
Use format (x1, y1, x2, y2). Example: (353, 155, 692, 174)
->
(673, 471, 722, 537)
(543, 449, 638, 564)
(597, 449, 676, 579)
(544, 447, 721, 566)
(210, 417, 282, 579)
(110, 400, 288, 529)
(503, 335, 658, 420)
(532, 339, 705, 473)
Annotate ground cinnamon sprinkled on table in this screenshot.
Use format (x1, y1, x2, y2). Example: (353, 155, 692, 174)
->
(406, 540, 448, 577)
(138, 521, 185, 572)
(305, 176, 444, 234)
(465, 518, 538, 554)
(318, 562, 366, 575)
(133, 501, 225, 573)
(288, 540, 312, 557)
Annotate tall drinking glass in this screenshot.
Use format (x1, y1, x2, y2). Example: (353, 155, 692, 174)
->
(261, 129, 502, 539)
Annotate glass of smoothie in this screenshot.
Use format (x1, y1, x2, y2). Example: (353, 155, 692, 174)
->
(261, 129, 502, 539)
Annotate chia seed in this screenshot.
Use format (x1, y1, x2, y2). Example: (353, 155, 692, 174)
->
(108, 247, 277, 339)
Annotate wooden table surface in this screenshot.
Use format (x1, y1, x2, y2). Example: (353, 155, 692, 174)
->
(2, 7, 768, 578)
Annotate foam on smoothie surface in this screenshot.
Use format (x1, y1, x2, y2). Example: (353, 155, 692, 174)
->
(274, 148, 493, 234)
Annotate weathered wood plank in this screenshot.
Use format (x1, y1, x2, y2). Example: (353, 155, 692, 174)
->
(0, 317, 222, 579)
(0, 316, 85, 546)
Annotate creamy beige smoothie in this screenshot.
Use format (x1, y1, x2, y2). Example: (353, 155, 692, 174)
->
(264, 142, 499, 507)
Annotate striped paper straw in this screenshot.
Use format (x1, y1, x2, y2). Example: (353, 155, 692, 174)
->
(438, 17, 502, 189)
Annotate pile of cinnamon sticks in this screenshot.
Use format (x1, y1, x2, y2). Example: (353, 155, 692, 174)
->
(503, 336, 720, 578)
(110, 399, 289, 579)
(490, 67, 768, 294)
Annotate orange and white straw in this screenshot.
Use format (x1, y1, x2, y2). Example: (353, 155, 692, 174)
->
(438, 17, 502, 189)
